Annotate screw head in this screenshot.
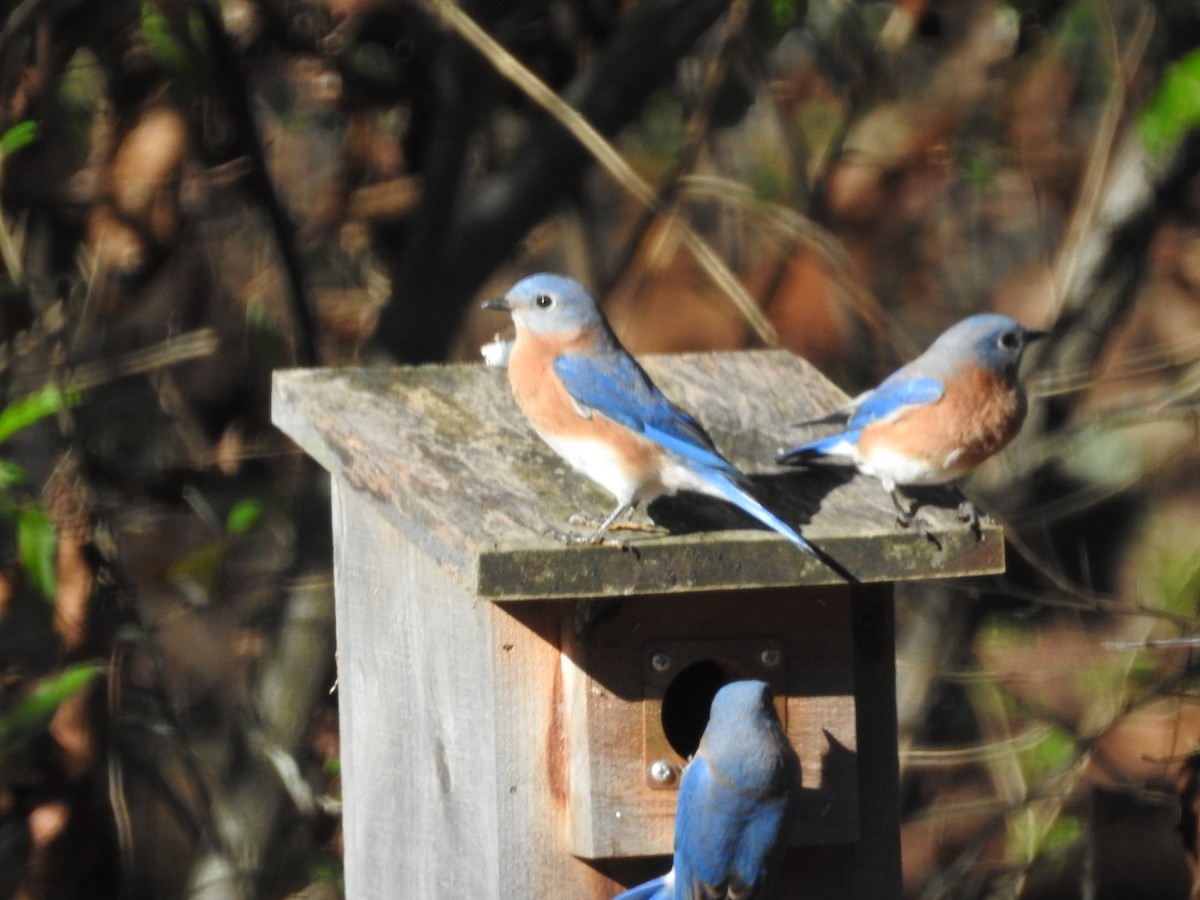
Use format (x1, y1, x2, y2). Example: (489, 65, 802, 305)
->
(648, 760, 675, 784)
(651, 651, 672, 672)
(760, 648, 781, 668)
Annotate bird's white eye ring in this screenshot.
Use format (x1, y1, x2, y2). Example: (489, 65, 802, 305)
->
(535, 294, 554, 309)
(998, 331, 1019, 350)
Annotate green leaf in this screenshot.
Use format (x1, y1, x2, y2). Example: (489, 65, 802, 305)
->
(1037, 812, 1083, 857)
(962, 148, 998, 190)
(309, 852, 344, 890)
(141, 3, 188, 74)
(1140, 48, 1200, 157)
(17, 504, 58, 602)
(767, 0, 804, 32)
(0, 460, 26, 491)
(168, 542, 224, 602)
(0, 383, 81, 445)
(1007, 805, 1085, 870)
(0, 663, 102, 761)
(187, 9, 207, 51)
(1153, 547, 1200, 619)
(1018, 724, 1077, 785)
(226, 498, 263, 535)
(0, 121, 38, 158)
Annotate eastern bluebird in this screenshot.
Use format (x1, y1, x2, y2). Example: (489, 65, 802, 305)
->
(776, 313, 1045, 533)
(483, 273, 815, 554)
(614, 680, 801, 900)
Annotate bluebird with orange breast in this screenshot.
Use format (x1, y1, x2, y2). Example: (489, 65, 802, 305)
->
(777, 313, 1045, 533)
(613, 680, 801, 900)
(483, 274, 815, 554)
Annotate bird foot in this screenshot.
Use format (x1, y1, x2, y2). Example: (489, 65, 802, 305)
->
(894, 511, 943, 551)
(545, 526, 604, 545)
(544, 525, 638, 551)
(608, 521, 668, 535)
(565, 512, 664, 542)
(566, 513, 663, 533)
(955, 500, 991, 542)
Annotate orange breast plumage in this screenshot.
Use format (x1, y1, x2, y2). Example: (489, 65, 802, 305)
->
(856, 364, 1026, 485)
(505, 326, 667, 503)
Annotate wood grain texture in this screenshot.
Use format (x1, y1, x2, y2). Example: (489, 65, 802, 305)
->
(329, 479, 891, 898)
(782, 585, 903, 898)
(331, 483, 619, 898)
(273, 350, 1005, 600)
(562, 587, 860, 859)
(277, 351, 959, 899)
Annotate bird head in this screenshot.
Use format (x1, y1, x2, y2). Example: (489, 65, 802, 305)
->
(482, 273, 605, 336)
(934, 313, 1046, 379)
(705, 680, 780, 734)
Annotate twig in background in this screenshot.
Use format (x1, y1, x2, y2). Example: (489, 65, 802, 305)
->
(1049, 4, 1154, 320)
(604, 0, 752, 291)
(423, 0, 780, 346)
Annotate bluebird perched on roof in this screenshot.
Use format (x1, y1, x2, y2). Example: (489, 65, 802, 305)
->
(483, 273, 815, 554)
(613, 680, 801, 900)
(777, 313, 1045, 533)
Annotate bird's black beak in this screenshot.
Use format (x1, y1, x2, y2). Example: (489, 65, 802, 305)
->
(482, 297, 512, 312)
(1026, 329, 1049, 342)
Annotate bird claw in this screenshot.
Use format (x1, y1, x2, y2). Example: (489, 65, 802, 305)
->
(561, 513, 614, 544)
(955, 500, 992, 541)
(543, 525, 637, 551)
(553, 529, 600, 545)
(894, 511, 943, 551)
(609, 521, 668, 535)
(896, 486, 990, 544)
(543, 526, 595, 545)
(567, 513, 663, 535)
(564, 506, 665, 545)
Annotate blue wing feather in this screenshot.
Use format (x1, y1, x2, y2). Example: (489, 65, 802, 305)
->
(553, 353, 737, 475)
(779, 376, 943, 467)
(731, 792, 791, 892)
(674, 755, 728, 900)
(611, 875, 671, 900)
(554, 352, 816, 556)
(847, 375, 943, 428)
(676, 754, 772, 899)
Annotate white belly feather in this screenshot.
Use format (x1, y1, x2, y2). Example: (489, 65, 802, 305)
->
(858, 445, 963, 488)
(538, 432, 713, 506)
(539, 433, 649, 505)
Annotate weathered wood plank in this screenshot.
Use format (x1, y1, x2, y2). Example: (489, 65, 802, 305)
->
(784, 585, 903, 898)
(283, 351, 923, 899)
(332, 476, 886, 897)
(332, 483, 620, 898)
(562, 586, 860, 859)
(273, 351, 1005, 599)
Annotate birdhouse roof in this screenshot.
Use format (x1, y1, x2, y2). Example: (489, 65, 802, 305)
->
(272, 350, 1004, 600)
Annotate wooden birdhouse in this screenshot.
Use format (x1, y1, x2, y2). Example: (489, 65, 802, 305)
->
(271, 349, 1005, 899)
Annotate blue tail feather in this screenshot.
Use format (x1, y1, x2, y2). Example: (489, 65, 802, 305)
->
(700, 470, 815, 557)
(776, 429, 861, 466)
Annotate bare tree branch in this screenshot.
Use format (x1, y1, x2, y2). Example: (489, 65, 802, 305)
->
(375, 0, 735, 363)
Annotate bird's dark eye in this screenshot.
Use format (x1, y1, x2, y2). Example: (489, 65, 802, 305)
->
(535, 294, 554, 309)
(999, 331, 1020, 350)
